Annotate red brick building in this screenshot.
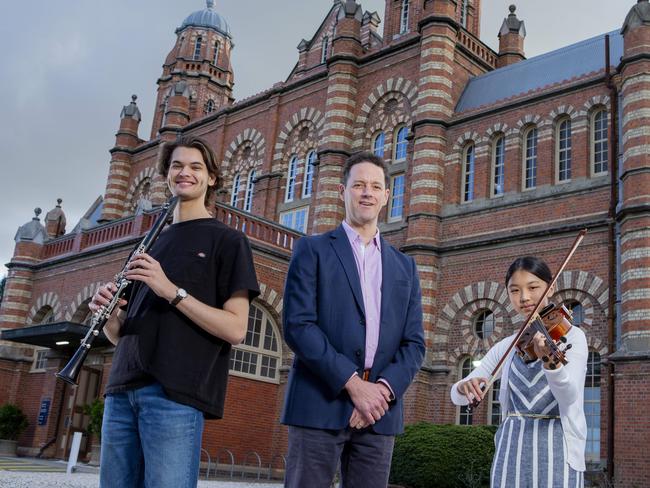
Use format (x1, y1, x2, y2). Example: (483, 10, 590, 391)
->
(1, 1, 648, 485)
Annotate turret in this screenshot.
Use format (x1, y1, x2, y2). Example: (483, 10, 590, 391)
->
(497, 5, 526, 67)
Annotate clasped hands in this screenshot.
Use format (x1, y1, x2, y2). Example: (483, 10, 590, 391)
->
(345, 374, 392, 430)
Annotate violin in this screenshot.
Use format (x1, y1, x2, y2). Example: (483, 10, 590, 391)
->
(466, 229, 587, 413)
(515, 303, 573, 368)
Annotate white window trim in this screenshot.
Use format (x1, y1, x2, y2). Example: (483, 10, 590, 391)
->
(302, 151, 316, 199)
(280, 206, 310, 233)
(31, 348, 49, 373)
(229, 304, 282, 384)
(522, 126, 538, 191)
(388, 173, 405, 222)
(461, 143, 475, 203)
(230, 173, 241, 207)
(457, 357, 473, 425)
(591, 108, 609, 177)
(556, 117, 572, 183)
(193, 36, 202, 61)
(400, 0, 410, 34)
(285, 155, 298, 202)
(491, 135, 505, 198)
(244, 170, 256, 212)
(373, 131, 386, 158)
(393, 126, 408, 162)
(213, 40, 220, 64)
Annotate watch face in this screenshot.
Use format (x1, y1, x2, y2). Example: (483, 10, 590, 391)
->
(178, 288, 187, 299)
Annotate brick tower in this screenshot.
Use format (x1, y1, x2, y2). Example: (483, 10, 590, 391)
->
(610, 1, 650, 486)
(150, 0, 235, 139)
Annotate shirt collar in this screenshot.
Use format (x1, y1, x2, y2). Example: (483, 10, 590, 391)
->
(342, 220, 381, 251)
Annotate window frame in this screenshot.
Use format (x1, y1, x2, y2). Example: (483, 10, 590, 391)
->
(193, 36, 203, 61)
(229, 303, 282, 384)
(244, 169, 256, 212)
(302, 150, 316, 198)
(474, 309, 495, 339)
(400, 0, 410, 34)
(31, 348, 49, 373)
(230, 173, 241, 208)
(388, 173, 405, 222)
(213, 40, 220, 64)
(522, 126, 538, 190)
(457, 357, 473, 425)
(279, 206, 309, 233)
(556, 116, 572, 183)
(459, 0, 469, 28)
(491, 134, 505, 197)
(321, 36, 329, 64)
(584, 351, 601, 463)
(393, 126, 408, 161)
(461, 142, 475, 203)
(285, 155, 299, 202)
(591, 108, 609, 176)
(373, 131, 386, 158)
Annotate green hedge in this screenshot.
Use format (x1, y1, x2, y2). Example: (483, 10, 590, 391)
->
(389, 423, 497, 488)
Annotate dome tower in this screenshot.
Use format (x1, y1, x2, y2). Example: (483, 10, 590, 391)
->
(150, 0, 234, 138)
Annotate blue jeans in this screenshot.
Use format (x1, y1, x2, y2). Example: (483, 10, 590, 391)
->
(100, 382, 204, 488)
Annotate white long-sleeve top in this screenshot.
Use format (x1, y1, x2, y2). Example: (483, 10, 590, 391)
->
(450, 326, 588, 472)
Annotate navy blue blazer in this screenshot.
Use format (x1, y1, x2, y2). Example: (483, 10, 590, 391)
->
(281, 224, 425, 435)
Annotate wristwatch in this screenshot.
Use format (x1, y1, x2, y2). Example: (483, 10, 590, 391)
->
(170, 288, 188, 306)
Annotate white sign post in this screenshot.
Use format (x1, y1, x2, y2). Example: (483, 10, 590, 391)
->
(66, 431, 83, 475)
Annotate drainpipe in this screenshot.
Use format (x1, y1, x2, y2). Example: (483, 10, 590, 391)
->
(604, 34, 620, 484)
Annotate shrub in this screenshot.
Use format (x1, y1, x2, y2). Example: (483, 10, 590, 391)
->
(0, 404, 29, 441)
(83, 399, 104, 441)
(390, 423, 497, 488)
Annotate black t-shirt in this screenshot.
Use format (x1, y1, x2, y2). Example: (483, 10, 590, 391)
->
(105, 218, 260, 418)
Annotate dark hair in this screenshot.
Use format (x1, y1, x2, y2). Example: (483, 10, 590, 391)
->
(505, 256, 553, 287)
(157, 135, 221, 205)
(343, 151, 390, 188)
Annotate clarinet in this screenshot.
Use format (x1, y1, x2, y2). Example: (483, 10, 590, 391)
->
(56, 196, 179, 385)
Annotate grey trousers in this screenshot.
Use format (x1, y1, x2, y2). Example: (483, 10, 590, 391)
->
(284, 425, 395, 488)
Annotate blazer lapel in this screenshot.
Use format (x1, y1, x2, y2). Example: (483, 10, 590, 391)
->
(330, 225, 365, 317)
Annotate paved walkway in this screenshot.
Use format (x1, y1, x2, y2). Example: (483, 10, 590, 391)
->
(0, 457, 283, 487)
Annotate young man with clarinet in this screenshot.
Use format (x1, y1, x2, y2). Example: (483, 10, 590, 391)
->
(88, 136, 259, 488)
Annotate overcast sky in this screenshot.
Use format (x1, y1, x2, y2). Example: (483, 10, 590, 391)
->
(0, 0, 633, 274)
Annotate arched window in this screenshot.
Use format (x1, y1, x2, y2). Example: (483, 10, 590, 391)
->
(32, 306, 55, 325)
(389, 174, 405, 221)
(523, 127, 538, 189)
(462, 143, 475, 202)
(302, 150, 316, 198)
(373, 132, 385, 158)
(492, 135, 505, 196)
(400, 0, 410, 34)
(474, 310, 495, 339)
(244, 169, 256, 212)
(230, 302, 282, 383)
(213, 40, 220, 64)
(285, 155, 298, 202)
(321, 36, 329, 64)
(585, 351, 601, 463)
(193, 36, 203, 60)
(592, 109, 608, 175)
(204, 99, 215, 114)
(557, 117, 572, 182)
(564, 300, 584, 327)
(71, 299, 93, 326)
(394, 126, 408, 161)
(458, 357, 473, 425)
(230, 173, 241, 207)
(459, 0, 469, 28)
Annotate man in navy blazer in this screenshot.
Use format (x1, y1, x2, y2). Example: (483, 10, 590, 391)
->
(281, 152, 425, 487)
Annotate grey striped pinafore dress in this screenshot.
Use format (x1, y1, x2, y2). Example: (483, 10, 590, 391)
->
(490, 356, 584, 488)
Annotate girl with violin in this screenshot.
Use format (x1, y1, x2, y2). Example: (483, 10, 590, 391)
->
(451, 256, 588, 488)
